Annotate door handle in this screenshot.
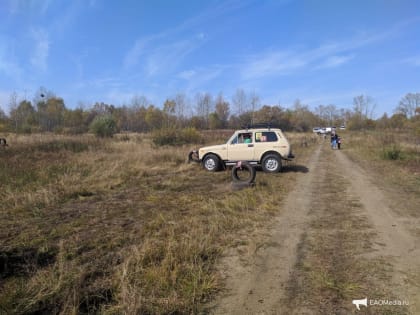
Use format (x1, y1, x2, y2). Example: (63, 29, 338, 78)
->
(248, 144, 254, 147)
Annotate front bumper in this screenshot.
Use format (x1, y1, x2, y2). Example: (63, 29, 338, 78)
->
(188, 150, 200, 163)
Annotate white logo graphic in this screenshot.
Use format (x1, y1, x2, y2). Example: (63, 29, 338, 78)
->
(352, 297, 368, 310)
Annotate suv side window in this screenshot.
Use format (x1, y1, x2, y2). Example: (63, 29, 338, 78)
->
(255, 131, 278, 142)
(231, 132, 253, 144)
(239, 132, 253, 144)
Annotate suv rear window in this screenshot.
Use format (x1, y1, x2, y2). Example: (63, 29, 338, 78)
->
(255, 131, 278, 142)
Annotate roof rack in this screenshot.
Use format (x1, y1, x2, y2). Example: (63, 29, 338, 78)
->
(242, 122, 281, 130)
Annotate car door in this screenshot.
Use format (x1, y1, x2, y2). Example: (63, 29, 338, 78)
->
(227, 132, 255, 161)
(254, 131, 280, 159)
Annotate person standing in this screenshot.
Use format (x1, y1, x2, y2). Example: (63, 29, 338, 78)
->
(330, 132, 337, 149)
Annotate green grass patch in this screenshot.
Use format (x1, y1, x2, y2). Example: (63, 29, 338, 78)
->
(382, 145, 403, 160)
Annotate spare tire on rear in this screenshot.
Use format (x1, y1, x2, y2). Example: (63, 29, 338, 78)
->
(231, 161, 256, 184)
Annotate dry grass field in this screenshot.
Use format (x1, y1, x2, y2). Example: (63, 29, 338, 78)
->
(1, 130, 418, 314)
(0, 131, 316, 314)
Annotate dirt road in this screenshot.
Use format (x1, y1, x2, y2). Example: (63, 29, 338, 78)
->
(211, 142, 420, 314)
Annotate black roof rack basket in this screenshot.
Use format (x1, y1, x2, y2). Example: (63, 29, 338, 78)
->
(242, 122, 281, 130)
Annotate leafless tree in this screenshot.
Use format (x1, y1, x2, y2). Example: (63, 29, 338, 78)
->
(195, 92, 213, 128)
(174, 92, 187, 118)
(395, 93, 420, 118)
(353, 94, 376, 119)
(131, 95, 149, 109)
(215, 93, 230, 128)
(232, 88, 248, 116)
(8, 91, 18, 132)
(249, 91, 260, 125)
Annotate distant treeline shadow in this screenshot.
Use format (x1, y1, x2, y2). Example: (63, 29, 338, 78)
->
(282, 164, 309, 173)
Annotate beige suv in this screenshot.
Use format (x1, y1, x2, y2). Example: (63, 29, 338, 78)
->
(197, 127, 294, 172)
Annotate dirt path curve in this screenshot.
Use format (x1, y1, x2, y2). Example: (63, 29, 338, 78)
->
(211, 145, 324, 315)
(335, 150, 420, 314)
(211, 142, 420, 315)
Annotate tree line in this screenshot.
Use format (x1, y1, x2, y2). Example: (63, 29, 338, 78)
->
(0, 88, 419, 135)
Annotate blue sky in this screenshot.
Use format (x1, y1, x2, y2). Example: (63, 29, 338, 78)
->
(0, 0, 419, 117)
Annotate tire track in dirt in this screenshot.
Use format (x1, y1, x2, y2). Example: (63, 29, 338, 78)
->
(211, 142, 420, 314)
(281, 145, 420, 314)
(210, 145, 323, 315)
(282, 144, 410, 314)
(335, 149, 420, 314)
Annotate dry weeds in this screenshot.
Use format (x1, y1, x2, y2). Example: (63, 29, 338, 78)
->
(342, 130, 420, 218)
(0, 132, 315, 314)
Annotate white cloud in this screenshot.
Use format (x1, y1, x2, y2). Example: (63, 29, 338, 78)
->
(0, 57, 23, 81)
(88, 0, 98, 7)
(124, 34, 202, 76)
(123, 0, 250, 73)
(73, 76, 124, 90)
(123, 37, 153, 69)
(315, 54, 355, 69)
(196, 33, 206, 40)
(241, 50, 307, 79)
(30, 28, 50, 72)
(9, 0, 52, 15)
(0, 42, 23, 82)
(239, 27, 397, 80)
(178, 70, 196, 80)
(175, 65, 226, 94)
(104, 89, 136, 105)
(404, 55, 420, 66)
(0, 90, 11, 113)
(147, 40, 199, 76)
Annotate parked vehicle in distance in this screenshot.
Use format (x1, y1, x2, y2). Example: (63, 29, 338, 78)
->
(340, 125, 346, 130)
(314, 127, 328, 135)
(313, 127, 335, 135)
(189, 124, 294, 173)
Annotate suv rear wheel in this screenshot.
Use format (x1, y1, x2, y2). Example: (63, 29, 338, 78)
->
(203, 154, 221, 172)
(262, 154, 282, 173)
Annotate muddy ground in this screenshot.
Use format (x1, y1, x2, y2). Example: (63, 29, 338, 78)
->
(210, 141, 420, 315)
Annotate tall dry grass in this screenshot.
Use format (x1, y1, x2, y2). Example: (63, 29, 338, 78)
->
(0, 131, 315, 314)
(339, 129, 420, 217)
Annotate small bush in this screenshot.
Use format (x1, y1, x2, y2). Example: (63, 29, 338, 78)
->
(382, 145, 402, 160)
(152, 128, 176, 146)
(152, 128, 203, 146)
(180, 127, 204, 144)
(89, 115, 117, 138)
(21, 124, 33, 134)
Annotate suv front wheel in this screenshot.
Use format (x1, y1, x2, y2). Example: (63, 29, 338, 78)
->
(203, 154, 221, 172)
(261, 154, 282, 173)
